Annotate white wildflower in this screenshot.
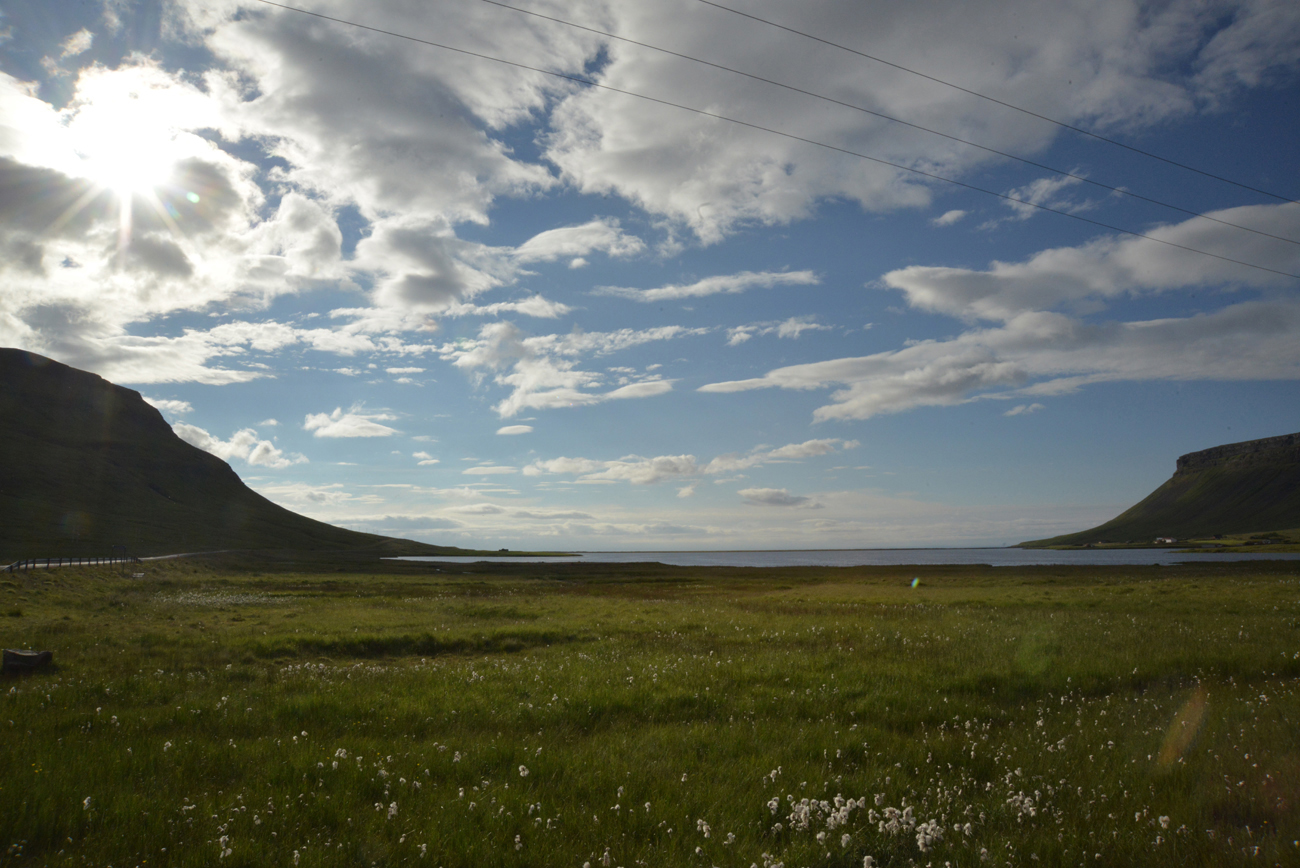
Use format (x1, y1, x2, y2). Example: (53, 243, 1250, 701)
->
(519, 765, 529, 777)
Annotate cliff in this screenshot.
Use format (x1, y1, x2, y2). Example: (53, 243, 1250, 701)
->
(1020, 432, 1300, 547)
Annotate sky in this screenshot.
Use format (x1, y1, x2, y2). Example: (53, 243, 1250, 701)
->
(2, 0, 1299, 551)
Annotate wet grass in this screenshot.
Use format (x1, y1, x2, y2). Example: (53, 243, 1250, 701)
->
(1, 557, 1298, 866)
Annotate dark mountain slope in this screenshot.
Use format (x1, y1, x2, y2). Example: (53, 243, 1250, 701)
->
(1021, 432, 1300, 547)
(0, 349, 458, 560)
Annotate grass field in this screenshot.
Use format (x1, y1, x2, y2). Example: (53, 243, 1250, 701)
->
(2, 556, 1298, 867)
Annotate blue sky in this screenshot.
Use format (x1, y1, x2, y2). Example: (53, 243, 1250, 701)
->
(2, 0, 1298, 550)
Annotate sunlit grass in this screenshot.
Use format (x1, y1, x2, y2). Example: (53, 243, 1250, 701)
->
(2, 559, 1298, 865)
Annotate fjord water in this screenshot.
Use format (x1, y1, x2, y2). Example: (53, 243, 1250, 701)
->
(396, 548, 1300, 567)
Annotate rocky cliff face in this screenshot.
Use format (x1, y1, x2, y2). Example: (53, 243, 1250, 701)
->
(1175, 432, 1300, 474)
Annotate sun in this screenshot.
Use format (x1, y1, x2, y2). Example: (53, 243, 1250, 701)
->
(84, 140, 177, 198)
(76, 113, 179, 198)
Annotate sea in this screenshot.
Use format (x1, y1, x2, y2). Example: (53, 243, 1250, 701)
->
(392, 548, 1300, 568)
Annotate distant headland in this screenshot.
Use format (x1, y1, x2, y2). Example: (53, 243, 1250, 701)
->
(1019, 432, 1300, 551)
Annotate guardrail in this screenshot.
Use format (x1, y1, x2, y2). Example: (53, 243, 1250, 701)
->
(4, 555, 142, 573)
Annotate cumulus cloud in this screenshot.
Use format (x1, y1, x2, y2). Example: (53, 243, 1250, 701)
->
(542, 1, 1300, 241)
(440, 321, 703, 417)
(1005, 403, 1045, 416)
(303, 406, 399, 438)
(144, 397, 193, 415)
(497, 425, 533, 435)
(739, 488, 820, 508)
(0, 63, 384, 384)
(596, 270, 819, 302)
(513, 217, 645, 263)
(413, 451, 440, 465)
(884, 202, 1300, 323)
(703, 298, 1300, 421)
(702, 204, 1300, 420)
(172, 423, 307, 469)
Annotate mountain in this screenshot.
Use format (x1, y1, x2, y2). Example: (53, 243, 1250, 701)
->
(0, 348, 462, 561)
(1020, 432, 1300, 547)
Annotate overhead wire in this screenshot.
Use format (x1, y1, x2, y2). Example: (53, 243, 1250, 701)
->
(477, 0, 1299, 248)
(248, 0, 1300, 282)
(694, 0, 1298, 206)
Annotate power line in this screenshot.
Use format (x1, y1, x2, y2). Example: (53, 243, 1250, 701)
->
(247, 0, 1300, 282)
(695, 0, 1299, 206)
(478, 0, 1298, 248)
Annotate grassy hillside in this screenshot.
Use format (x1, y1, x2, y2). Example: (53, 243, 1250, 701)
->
(0, 349, 466, 561)
(1022, 432, 1300, 547)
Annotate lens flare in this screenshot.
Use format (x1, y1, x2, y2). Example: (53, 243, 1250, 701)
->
(1157, 685, 1208, 768)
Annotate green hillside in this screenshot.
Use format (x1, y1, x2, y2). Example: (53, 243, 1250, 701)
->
(0, 349, 465, 561)
(1021, 432, 1300, 547)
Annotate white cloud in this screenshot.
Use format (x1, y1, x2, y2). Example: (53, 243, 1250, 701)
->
(726, 315, 831, 346)
(258, 418, 279, 426)
(303, 406, 399, 438)
(739, 488, 820, 508)
(1001, 174, 1089, 221)
(702, 300, 1300, 421)
(1005, 403, 1045, 416)
(450, 503, 506, 514)
(701, 204, 1300, 420)
(932, 209, 967, 227)
(440, 321, 704, 417)
(497, 425, 534, 435)
(441, 296, 573, 319)
(883, 202, 1300, 323)
(513, 218, 644, 263)
(144, 397, 193, 415)
(704, 438, 856, 474)
(677, 483, 698, 498)
(172, 422, 307, 469)
(60, 29, 94, 58)
(463, 465, 518, 475)
(523, 438, 856, 486)
(413, 451, 440, 465)
(596, 270, 819, 302)
(542, 1, 1300, 241)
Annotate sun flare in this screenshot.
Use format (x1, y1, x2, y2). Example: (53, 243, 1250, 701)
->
(83, 136, 176, 198)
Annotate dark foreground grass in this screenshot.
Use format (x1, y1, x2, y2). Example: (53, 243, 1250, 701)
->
(2, 557, 1299, 867)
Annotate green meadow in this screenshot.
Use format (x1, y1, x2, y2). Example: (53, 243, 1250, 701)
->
(2, 556, 1298, 867)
